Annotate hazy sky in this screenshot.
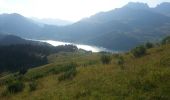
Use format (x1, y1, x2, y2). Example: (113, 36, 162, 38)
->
(0, 0, 170, 21)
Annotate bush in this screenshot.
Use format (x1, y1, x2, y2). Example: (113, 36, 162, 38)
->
(3, 74, 23, 86)
(58, 63, 77, 81)
(7, 81, 25, 93)
(58, 68, 77, 81)
(101, 55, 112, 64)
(49, 63, 77, 74)
(145, 42, 154, 49)
(29, 81, 37, 91)
(19, 68, 28, 75)
(131, 45, 146, 57)
(115, 56, 125, 69)
(161, 36, 170, 45)
(30, 72, 45, 80)
(116, 56, 124, 65)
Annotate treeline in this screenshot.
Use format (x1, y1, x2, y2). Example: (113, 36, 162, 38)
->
(0, 44, 78, 73)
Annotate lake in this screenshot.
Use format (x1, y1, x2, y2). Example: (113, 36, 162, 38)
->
(33, 39, 114, 52)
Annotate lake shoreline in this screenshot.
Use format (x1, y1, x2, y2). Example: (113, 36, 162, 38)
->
(27, 39, 118, 53)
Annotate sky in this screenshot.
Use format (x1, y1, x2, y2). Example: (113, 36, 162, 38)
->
(0, 0, 170, 22)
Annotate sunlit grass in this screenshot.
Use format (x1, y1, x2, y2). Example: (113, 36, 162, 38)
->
(0, 44, 170, 100)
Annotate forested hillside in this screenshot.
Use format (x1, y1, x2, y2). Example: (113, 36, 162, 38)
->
(0, 34, 78, 73)
(0, 44, 78, 73)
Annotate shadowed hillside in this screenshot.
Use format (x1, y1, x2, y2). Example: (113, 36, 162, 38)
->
(0, 35, 78, 73)
(0, 37, 169, 100)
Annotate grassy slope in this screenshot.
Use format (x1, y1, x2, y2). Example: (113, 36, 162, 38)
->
(0, 45, 170, 100)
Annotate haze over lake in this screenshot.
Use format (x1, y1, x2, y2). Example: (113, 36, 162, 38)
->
(34, 39, 113, 52)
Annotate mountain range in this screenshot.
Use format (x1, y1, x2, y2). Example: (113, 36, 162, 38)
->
(31, 18, 73, 26)
(0, 2, 170, 51)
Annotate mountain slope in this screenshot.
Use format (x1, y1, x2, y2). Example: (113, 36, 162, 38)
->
(154, 2, 170, 16)
(0, 2, 170, 51)
(0, 34, 30, 45)
(0, 13, 42, 38)
(52, 3, 170, 50)
(0, 34, 48, 46)
(32, 18, 73, 26)
(0, 42, 170, 100)
(41, 2, 170, 50)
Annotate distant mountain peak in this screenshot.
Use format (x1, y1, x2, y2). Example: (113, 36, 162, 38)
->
(31, 18, 73, 26)
(124, 2, 149, 9)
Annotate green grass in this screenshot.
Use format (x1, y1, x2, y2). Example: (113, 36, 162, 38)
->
(0, 44, 170, 100)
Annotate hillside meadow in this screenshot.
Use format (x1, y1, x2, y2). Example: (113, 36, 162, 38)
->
(0, 44, 170, 100)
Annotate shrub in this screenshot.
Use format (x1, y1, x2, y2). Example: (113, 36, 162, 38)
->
(101, 55, 112, 64)
(19, 68, 28, 75)
(131, 45, 146, 57)
(60, 63, 77, 72)
(116, 56, 124, 65)
(145, 42, 154, 49)
(30, 72, 45, 80)
(58, 69, 77, 81)
(58, 63, 77, 81)
(161, 36, 170, 45)
(29, 81, 37, 91)
(50, 63, 77, 74)
(116, 56, 125, 69)
(7, 81, 25, 93)
(3, 74, 23, 85)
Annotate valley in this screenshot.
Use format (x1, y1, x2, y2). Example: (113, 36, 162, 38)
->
(0, 1, 170, 100)
(0, 2, 170, 51)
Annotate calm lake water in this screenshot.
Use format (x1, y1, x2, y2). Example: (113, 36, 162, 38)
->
(33, 39, 113, 52)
